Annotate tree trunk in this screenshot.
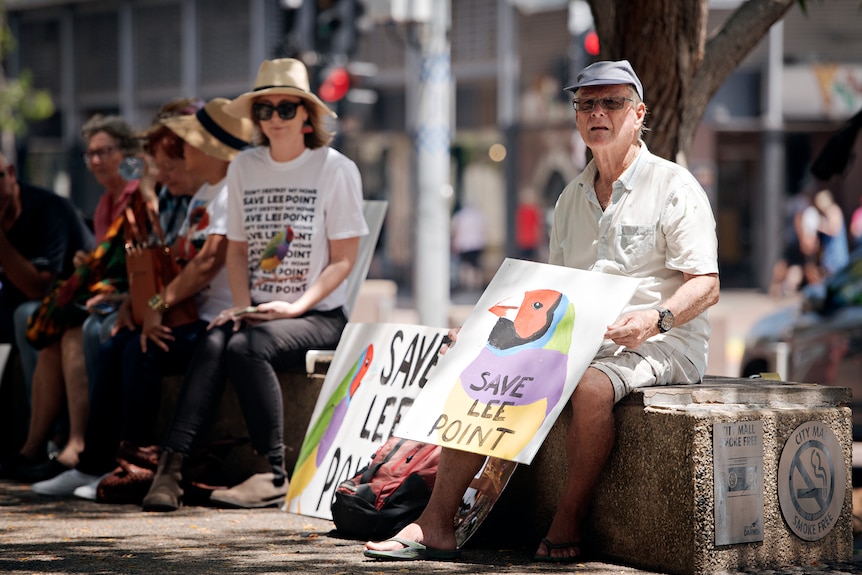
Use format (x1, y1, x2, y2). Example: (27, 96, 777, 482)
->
(588, 0, 796, 164)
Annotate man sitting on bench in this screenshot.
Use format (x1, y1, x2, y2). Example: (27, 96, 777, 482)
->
(364, 60, 720, 563)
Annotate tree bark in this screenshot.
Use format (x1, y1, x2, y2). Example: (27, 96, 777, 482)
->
(587, 0, 796, 164)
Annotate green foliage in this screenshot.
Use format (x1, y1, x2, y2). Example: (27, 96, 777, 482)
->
(0, 71, 55, 135)
(0, 1, 56, 136)
(0, 4, 16, 56)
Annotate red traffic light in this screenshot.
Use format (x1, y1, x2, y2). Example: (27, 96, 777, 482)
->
(584, 30, 600, 56)
(320, 67, 350, 102)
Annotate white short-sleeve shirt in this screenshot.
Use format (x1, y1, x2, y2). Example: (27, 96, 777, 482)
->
(549, 142, 719, 375)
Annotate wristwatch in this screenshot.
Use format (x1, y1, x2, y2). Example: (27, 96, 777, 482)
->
(147, 293, 170, 313)
(656, 307, 674, 333)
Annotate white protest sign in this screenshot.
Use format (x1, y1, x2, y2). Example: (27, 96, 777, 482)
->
(396, 259, 639, 464)
(285, 322, 449, 518)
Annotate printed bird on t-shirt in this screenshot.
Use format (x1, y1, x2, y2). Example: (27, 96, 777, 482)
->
(287, 343, 375, 506)
(260, 226, 294, 271)
(442, 289, 575, 459)
(174, 203, 210, 260)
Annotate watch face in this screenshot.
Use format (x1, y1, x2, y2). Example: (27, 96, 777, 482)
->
(659, 310, 674, 332)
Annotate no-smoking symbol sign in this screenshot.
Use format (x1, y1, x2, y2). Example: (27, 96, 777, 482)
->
(778, 421, 846, 541)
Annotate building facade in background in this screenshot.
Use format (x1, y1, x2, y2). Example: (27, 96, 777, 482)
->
(7, 0, 862, 291)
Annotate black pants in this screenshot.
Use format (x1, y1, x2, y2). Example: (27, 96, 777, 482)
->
(163, 308, 347, 462)
(77, 320, 208, 476)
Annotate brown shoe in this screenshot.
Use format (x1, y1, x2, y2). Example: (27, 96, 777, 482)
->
(142, 449, 184, 512)
(209, 473, 288, 509)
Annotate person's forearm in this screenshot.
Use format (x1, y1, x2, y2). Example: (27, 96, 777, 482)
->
(289, 257, 353, 315)
(162, 235, 228, 307)
(0, 232, 54, 299)
(660, 273, 720, 327)
(226, 239, 252, 308)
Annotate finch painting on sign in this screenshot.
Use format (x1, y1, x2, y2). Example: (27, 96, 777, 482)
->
(285, 322, 450, 519)
(396, 259, 639, 464)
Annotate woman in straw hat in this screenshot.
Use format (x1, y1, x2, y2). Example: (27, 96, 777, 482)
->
(143, 58, 368, 511)
(31, 98, 253, 500)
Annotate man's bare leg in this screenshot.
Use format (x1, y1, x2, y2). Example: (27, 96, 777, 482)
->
(365, 448, 485, 552)
(536, 367, 615, 560)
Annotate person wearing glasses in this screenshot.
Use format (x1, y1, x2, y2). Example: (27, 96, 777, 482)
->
(143, 58, 367, 512)
(2, 116, 142, 482)
(364, 60, 719, 563)
(78, 99, 207, 396)
(30, 98, 253, 500)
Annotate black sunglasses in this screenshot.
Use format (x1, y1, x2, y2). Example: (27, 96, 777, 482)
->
(252, 101, 302, 121)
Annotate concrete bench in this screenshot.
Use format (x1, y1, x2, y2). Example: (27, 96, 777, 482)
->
(156, 364, 853, 574)
(494, 376, 854, 574)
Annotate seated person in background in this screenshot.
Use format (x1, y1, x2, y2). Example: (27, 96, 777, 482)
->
(0, 152, 94, 398)
(812, 188, 849, 280)
(80, 99, 205, 400)
(364, 60, 719, 563)
(1, 116, 141, 482)
(143, 58, 368, 512)
(769, 191, 818, 297)
(151, 98, 207, 247)
(31, 97, 253, 498)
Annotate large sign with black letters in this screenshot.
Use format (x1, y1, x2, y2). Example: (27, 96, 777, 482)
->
(285, 322, 449, 518)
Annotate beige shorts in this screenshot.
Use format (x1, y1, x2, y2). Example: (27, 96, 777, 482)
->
(590, 341, 702, 404)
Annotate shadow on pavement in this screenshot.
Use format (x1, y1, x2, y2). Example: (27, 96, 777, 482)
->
(1, 479, 660, 575)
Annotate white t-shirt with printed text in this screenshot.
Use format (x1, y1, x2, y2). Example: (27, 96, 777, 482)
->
(226, 146, 368, 311)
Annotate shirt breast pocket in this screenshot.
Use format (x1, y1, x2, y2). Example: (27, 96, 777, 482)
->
(615, 224, 656, 271)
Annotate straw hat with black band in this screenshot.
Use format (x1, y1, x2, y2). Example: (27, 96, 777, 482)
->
(161, 98, 254, 162)
(223, 58, 336, 149)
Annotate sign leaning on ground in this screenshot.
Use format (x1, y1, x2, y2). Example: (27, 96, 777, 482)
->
(777, 420, 846, 541)
(285, 322, 450, 518)
(713, 420, 764, 545)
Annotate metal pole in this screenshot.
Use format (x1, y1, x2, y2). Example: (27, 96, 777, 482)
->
(249, 0, 266, 78)
(759, 21, 785, 291)
(499, 0, 519, 259)
(181, 0, 198, 99)
(118, 1, 135, 125)
(414, 0, 451, 327)
(60, 7, 76, 152)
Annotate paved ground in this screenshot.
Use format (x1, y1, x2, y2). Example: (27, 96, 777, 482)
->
(0, 478, 668, 575)
(3, 479, 862, 575)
